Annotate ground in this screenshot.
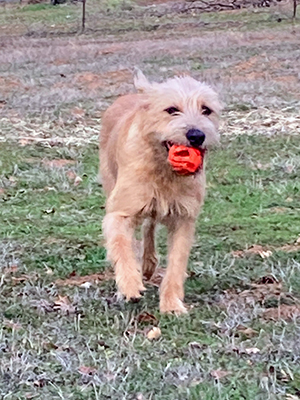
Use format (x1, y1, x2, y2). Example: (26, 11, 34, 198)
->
(0, 1, 300, 399)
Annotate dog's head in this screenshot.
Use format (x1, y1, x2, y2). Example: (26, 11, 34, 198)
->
(133, 70, 222, 156)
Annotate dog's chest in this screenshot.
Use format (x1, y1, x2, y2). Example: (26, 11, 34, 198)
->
(142, 177, 204, 220)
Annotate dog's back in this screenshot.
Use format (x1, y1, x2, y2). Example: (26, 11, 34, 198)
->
(99, 93, 143, 194)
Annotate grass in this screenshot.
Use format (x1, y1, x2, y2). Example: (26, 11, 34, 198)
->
(0, 0, 299, 37)
(1, 2, 300, 399)
(1, 132, 300, 399)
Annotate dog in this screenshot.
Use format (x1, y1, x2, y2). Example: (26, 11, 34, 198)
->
(99, 70, 221, 314)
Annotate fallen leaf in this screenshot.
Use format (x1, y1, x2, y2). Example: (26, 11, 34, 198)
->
(42, 341, 59, 350)
(146, 327, 161, 340)
(45, 267, 54, 275)
(98, 340, 110, 349)
(232, 245, 272, 259)
(78, 366, 97, 375)
(256, 275, 278, 284)
(136, 312, 158, 325)
(245, 347, 260, 355)
(286, 395, 300, 400)
(210, 369, 230, 380)
(236, 325, 258, 338)
(53, 296, 76, 314)
(66, 170, 77, 180)
(263, 305, 300, 321)
(11, 274, 33, 284)
(260, 250, 273, 259)
(3, 265, 18, 274)
(55, 271, 114, 287)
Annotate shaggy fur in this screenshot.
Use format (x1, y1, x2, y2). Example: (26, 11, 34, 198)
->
(100, 70, 221, 314)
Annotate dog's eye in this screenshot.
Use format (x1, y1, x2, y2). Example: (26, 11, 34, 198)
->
(165, 107, 180, 115)
(202, 106, 212, 116)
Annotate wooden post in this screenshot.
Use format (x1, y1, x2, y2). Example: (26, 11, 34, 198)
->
(82, 0, 86, 33)
(293, 0, 297, 21)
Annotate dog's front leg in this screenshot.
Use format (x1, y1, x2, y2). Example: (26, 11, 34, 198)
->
(142, 218, 158, 280)
(103, 212, 146, 300)
(160, 218, 195, 315)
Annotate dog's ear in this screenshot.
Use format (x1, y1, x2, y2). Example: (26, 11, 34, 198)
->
(133, 68, 151, 93)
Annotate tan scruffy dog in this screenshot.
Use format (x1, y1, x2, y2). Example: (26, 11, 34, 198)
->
(100, 70, 221, 314)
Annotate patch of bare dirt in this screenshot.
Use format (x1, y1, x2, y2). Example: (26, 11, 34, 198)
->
(234, 56, 262, 73)
(220, 280, 283, 307)
(52, 58, 71, 66)
(263, 304, 300, 321)
(274, 75, 299, 84)
(73, 69, 132, 92)
(55, 270, 114, 287)
(230, 54, 297, 83)
(219, 274, 300, 322)
(0, 76, 26, 95)
(98, 44, 126, 55)
(232, 244, 273, 258)
(232, 240, 300, 258)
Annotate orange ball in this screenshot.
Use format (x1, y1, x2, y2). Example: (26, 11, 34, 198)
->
(168, 145, 204, 175)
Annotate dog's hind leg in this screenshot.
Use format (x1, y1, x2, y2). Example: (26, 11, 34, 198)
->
(142, 218, 158, 280)
(103, 212, 146, 300)
(159, 219, 195, 315)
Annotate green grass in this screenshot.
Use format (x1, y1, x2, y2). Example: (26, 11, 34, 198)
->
(1, 133, 299, 399)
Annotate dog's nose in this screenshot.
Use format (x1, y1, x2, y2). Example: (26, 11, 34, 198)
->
(186, 129, 206, 147)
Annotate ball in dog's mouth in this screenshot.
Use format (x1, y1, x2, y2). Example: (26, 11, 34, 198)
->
(164, 142, 205, 175)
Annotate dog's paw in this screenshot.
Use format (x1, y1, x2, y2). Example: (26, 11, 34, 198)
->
(159, 297, 188, 316)
(117, 277, 146, 302)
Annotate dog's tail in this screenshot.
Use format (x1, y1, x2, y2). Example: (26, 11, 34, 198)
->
(133, 67, 151, 93)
